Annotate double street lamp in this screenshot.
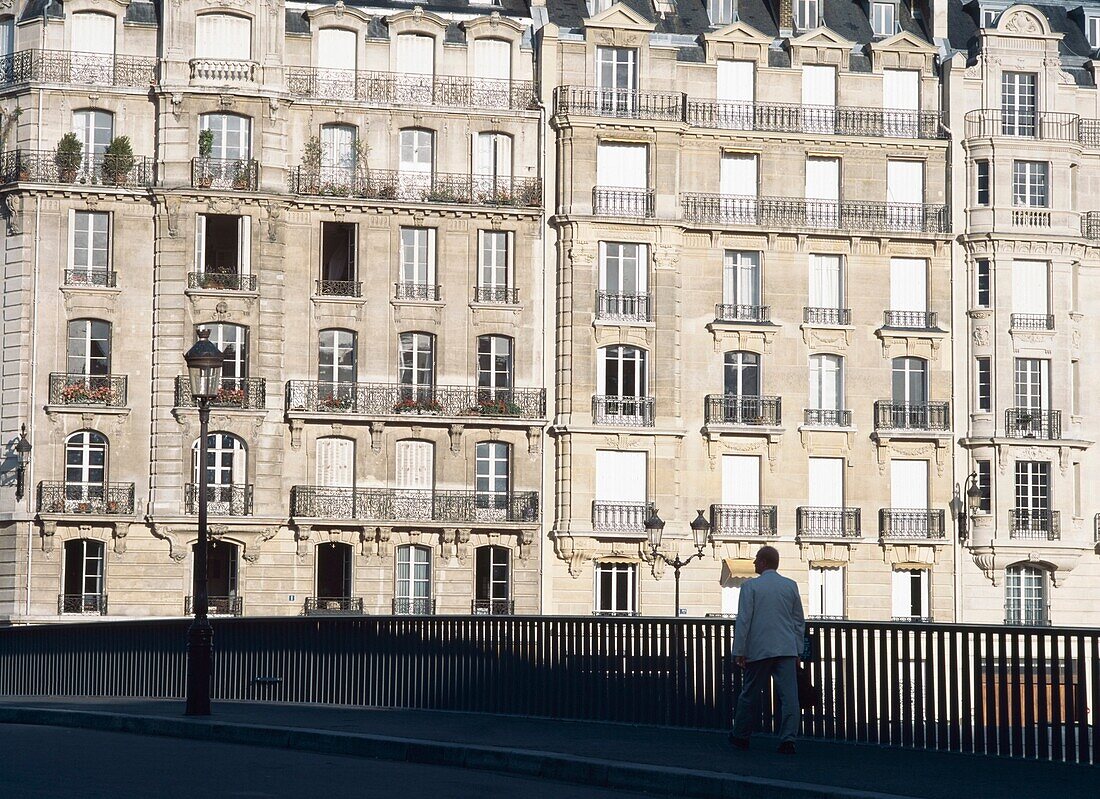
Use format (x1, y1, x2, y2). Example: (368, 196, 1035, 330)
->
(644, 508, 713, 617)
(183, 329, 224, 717)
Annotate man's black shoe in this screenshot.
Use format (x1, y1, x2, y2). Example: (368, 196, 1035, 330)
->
(728, 734, 750, 751)
(777, 741, 796, 755)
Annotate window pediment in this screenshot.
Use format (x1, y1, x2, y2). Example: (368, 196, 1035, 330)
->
(387, 8, 449, 38)
(583, 3, 656, 34)
(788, 27, 855, 69)
(869, 30, 938, 74)
(464, 14, 525, 41)
(702, 20, 772, 64)
(306, 5, 372, 26)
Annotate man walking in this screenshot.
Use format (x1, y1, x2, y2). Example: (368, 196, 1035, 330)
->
(729, 545, 805, 754)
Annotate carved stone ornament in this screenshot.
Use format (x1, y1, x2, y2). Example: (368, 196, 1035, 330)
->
(242, 526, 279, 563)
(972, 327, 990, 347)
(1003, 11, 1042, 34)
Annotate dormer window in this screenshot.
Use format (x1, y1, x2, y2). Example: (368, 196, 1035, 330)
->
(707, 0, 734, 26)
(587, 0, 611, 15)
(871, 2, 895, 37)
(1088, 16, 1100, 50)
(981, 7, 1000, 28)
(793, 0, 819, 31)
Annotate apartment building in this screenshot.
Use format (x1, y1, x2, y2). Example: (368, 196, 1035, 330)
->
(0, 0, 546, 622)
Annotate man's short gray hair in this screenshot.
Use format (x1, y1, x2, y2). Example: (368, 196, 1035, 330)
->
(756, 545, 780, 570)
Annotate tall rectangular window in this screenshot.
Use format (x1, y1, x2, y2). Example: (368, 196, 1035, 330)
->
(1011, 260, 1049, 317)
(1088, 16, 1100, 49)
(1014, 460, 1051, 515)
(723, 251, 761, 307)
(707, 0, 733, 25)
(595, 563, 636, 615)
(976, 357, 991, 413)
(808, 254, 843, 311)
(1001, 72, 1037, 136)
(975, 259, 991, 308)
(974, 459, 992, 513)
(1005, 565, 1046, 625)
(1013, 358, 1049, 411)
(71, 211, 110, 278)
(1012, 161, 1048, 207)
(479, 231, 510, 291)
(596, 142, 647, 189)
(1071, 360, 1080, 415)
(809, 566, 845, 618)
(976, 160, 990, 205)
(891, 569, 930, 621)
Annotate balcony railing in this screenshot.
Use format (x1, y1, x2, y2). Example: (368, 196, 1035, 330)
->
(0, 150, 154, 187)
(964, 108, 1079, 142)
(681, 194, 949, 234)
(797, 507, 861, 539)
(291, 486, 540, 524)
(804, 307, 851, 326)
(1005, 408, 1061, 440)
(710, 504, 777, 537)
(883, 310, 938, 329)
(704, 394, 781, 426)
(394, 282, 441, 302)
(685, 100, 947, 139)
(1012, 209, 1051, 228)
(473, 286, 519, 304)
(393, 598, 437, 616)
(287, 68, 536, 110)
(285, 382, 546, 420)
(592, 187, 655, 218)
(595, 291, 652, 322)
(184, 484, 254, 517)
(57, 594, 108, 615)
(64, 269, 117, 288)
(873, 401, 950, 432)
(289, 167, 541, 208)
(553, 86, 684, 120)
(192, 157, 258, 191)
(315, 279, 362, 298)
(592, 500, 654, 532)
(0, 49, 157, 88)
(190, 59, 256, 82)
(1082, 211, 1100, 238)
(175, 376, 266, 410)
(879, 509, 946, 539)
(184, 596, 243, 616)
(36, 482, 135, 515)
(715, 304, 770, 323)
(304, 597, 364, 615)
(48, 373, 127, 407)
(1009, 509, 1060, 541)
(591, 395, 655, 426)
(187, 272, 257, 292)
(472, 599, 514, 615)
(1010, 313, 1054, 331)
(803, 408, 851, 427)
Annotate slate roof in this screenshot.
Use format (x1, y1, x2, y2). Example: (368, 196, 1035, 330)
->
(287, 0, 533, 23)
(124, 0, 159, 26)
(947, 0, 1099, 59)
(19, 0, 64, 23)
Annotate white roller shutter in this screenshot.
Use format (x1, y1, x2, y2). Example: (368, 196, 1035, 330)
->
(806, 157, 839, 201)
(887, 160, 923, 205)
(72, 13, 115, 55)
(890, 460, 928, 508)
(396, 34, 434, 76)
(802, 65, 836, 105)
(883, 69, 919, 110)
(195, 215, 207, 274)
(595, 451, 646, 502)
(890, 258, 927, 312)
(717, 60, 754, 129)
(810, 567, 844, 617)
(473, 38, 510, 81)
(1012, 260, 1049, 315)
(808, 457, 843, 507)
(719, 153, 757, 196)
(891, 570, 929, 618)
(396, 440, 434, 490)
(318, 28, 357, 71)
(316, 438, 354, 487)
(596, 143, 647, 189)
(722, 455, 760, 505)
(195, 14, 251, 60)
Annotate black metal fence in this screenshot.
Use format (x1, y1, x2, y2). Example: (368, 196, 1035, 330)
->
(879, 509, 946, 539)
(0, 49, 157, 88)
(710, 504, 777, 537)
(174, 376, 266, 410)
(592, 187, 655, 218)
(1010, 313, 1055, 331)
(1009, 509, 1061, 541)
(1006, 408, 1061, 440)
(715, 303, 770, 323)
(184, 484, 254, 517)
(704, 394, 781, 426)
(0, 150, 154, 187)
(188, 272, 258, 292)
(185, 596, 243, 617)
(192, 157, 258, 191)
(48, 373, 128, 408)
(804, 306, 851, 326)
(289, 167, 542, 208)
(285, 381, 545, 419)
(884, 310, 938, 329)
(797, 507, 861, 539)
(595, 290, 652, 322)
(874, 401, 951, 431)
(681, 194, 949, 234)
(0, 616, 1095, 764)
(591, 395, 656, 426)
(804, 408, 851, 427)
(36, 482, 135, 516)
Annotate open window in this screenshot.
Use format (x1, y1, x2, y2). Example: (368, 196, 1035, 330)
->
(61, 539, 106, 614)
(195, 214, 251, 290)
(318, 221, 358, 296)
(474, 546, 511, 614)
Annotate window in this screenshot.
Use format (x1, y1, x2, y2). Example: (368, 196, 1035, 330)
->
(596, 142, 647, 189)
(72, 13, 115, 79)
(975, 160, 990, 206)
(398, 333, 435, 390)
(317, 27, 356, 72)
(472, 38, 510, 81)
(724, 351, 760, 396)
(723, 251, 761, 308)
(809, 566, 844, 618)
(195, 214, 251, 285)
(975, 357, 991, 413)
(886, 160, 924, 228)
(598, 242, 648, 320)
(793, 0, 819, 30)
(195, 14, 251, 60)
(72, 109, 113, 161)
(394, 33, 434, 103)
(394, 439, 434, 508)
(882, 69, 919, 136)
(802, 67, 837, 135)
(479, 231, 511, 295)
(1011, 260, 1049, 319)
(64, 430, 107, 505)
(473, 132, 512, 184)
(974, 460, 992, 513)
(1014, 358, 1049, 411)
(477, 335, 513, 391)
(722, 454, 761, 509)
(320, 123, 357, 175)
(871, 2, 895, 36)
(808, 457, 843, 508)
(1012, 161, 1048, 207)
(1089, 16, 1100, 50)
(475, 441, 510, 512)
(595, 563, 636, 615)
(1005, 564, 1047, 625)
(808, 254, 843, 312)
(67, 319, 110, 376)
(1014, 460, 1051, 521)
(596, 47, 636, 92)
(1001, 72, 1037, 137)
(474, 546, 511, 613)
(707, 0, 733, 26)
(0, 17, 13, 60)
(595, 450, 647, 509)
(805, 156, 839, 226)
(975, 259, 991, 308)
(398, 128, 433, 196)
(716, 60, 754, 129)
(399, 228, 435, 295)
(598, 346, 648, 421)
(316, 542, 353, 601)
(62, 539, 105, 608)
(191, 432, 246, 513)
(587, 0, 611, 14)
(316, 436, 354, 488)
(809, 354, 843, 411)
(395, 544, 432, 613)
(318, 329, 357, 396)
(981, 7, 1000, 27)
(1071, 360, 1080, 415)
(891, 569, 930, 621)
(199, 323, 247, 390)
(70, 212, 110, 281)
(889, 257, 928, 322)
(891, 357, 928, 404)
(319, 221, 356, 293)
(720, 153, 758, 221)
(199, 113, 251, 161)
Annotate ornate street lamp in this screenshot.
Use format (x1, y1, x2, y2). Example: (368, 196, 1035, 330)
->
(183, 329, 224, 717)
(646, 508, 713, 617)
(14, 424, 31, 501)
(956, 472, 983, 543)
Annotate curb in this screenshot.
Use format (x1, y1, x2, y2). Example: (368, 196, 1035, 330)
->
(0, 706, 917, 799)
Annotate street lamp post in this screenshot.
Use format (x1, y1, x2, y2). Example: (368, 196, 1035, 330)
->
(14, 425, 32, 501)
(956, 472, 984, 543)
(645, 508, 713, 617)
(183, 329, 224, 717)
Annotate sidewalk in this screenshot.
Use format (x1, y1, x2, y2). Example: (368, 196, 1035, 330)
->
(0, 698, 1093, 798)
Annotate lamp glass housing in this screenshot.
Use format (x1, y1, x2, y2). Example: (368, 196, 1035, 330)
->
(184, 331, 225, 400)
(690, 509, 711, 549)
(644, 510, 665, 551)
(966, 481, 983, 513)
(15, 427, 31, 467)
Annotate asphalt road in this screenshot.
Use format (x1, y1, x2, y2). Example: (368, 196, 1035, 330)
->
(0, 724, 655, 799)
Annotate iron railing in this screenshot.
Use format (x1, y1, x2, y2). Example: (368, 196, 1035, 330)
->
(184, 596, 243, 616)
(285, 381, 545, 419)
(175, 376, 266, 410)
(681, 194, 949, 233)
(591, 395, 655, 426)
(36, 482, 134, 515)
(304, 597, 364, 615)
(393, 598, 437, 616)
(63, 269, 117, 288)
(188, 272, 258, 292)
(884, 310, 938, 329)
(592, 500, 654, 532)
(595, 291, 652, 322)
(704, 394, 781, 426)
(1010, 314, 1054, 331)
(1009, 509, 1061, 541)
(0, 150, 154, 187)
(0, 616, 1097, 764)
(191, 157, 258, 191)
(473, 286, 519, 304)
(715, 304, 770, 323)
(1080, 119, 1100, 147)
(184, 484, 254, 517)
(1005, 409, 1061, 440)
(0, 49, 157, 88)
(472, 599, 515, 615)
(874, 401, 950, 432)
(964, 108, 1080, 141)
(554, 86, 683, 120)
(804, 408, 851, 427)
(48, 373, 127, 407)
(592, 187, 655, 218)
(315, 279, 362, 298)
(1082, 211, 1100, 238)
(287, 68, 536, 110)
(291, 486, 540, 524)
(879, 509, 946, 539)
(797, 507, 861, 539)
(394, 282, 441, 302)
(710, 504, 777, 537)
(289, 168, 542, 208)
(804, 306, 851, 325)
(686, 100, 946, 139)
(56, 594, 108, 615)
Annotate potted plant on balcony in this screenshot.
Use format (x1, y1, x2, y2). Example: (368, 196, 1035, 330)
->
(392, 396, 442, 414)
(101, 136, 134, 187)
(215, 385, 246, 407)
(54, 133, 83, 183)
(231, 159, 252, 190)
(299, 136, 322, 194)
(472, 397, 523, 417)
(320, 393, 354, 411)
(196, 130, 214, 188)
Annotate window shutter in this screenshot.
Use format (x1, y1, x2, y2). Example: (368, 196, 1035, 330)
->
(426, 229, 436, 284)
(720, 154, 757, 197)
(396, 440, 434, 490)
(72, 13, 115, 55)
(809, 568, 824, 616)
(473, 38, 510, 81)
(230, 439, 246, 485)
(238, 216, 251, 276)
(801, 65, 836, 106)
(805, 158, 839, 201)
(1012, 260, 1048, 315)
(595, 451, 646, 502)
(808, 457, 843, 506)
(636, 245, 648, 292)
(717, 60, 753, 103)
(809, 255, 841, 308)
(824, 568, 843, 616)
(887, 160, 923, 205)
(890, 460, 928, 508)
(883, 69, 919, 110)
(316, 437, 354, 487)
(891, 570, 912, 617)
(318, 28, 356, 71)
(722, 455, 760, 505)
(396, 34, 434, 76)
(195, 215, 207, 274)
(890, 258, 927, 312)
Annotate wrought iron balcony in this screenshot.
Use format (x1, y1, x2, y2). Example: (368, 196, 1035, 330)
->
(553, 86, 684, 120)
(804, 307, 851, 326)
(48, 373, 127, 408)
(174, 376, 266, 410)
(0, 150, 154, 187)
(1004, 608, 1051, 626)
(883, 310, 938, 329)
(472, 599, 515, 615)
(592, 187, 655, 218)
(710, 504, 777, 537)
(964, 108, 1079, 142)
(57, 594, 108, 615)
(393, 598, 437, 616)
(287, 68, 536, 110)
(63, 269, 117, 288)
(315, 279, 362, 298)
(394, 282, 441, 301)
(191, 157, 258, 191)
(593, 610, 641, 617)
(685, 100, 947, 139)
(1005, 408, 1061, 440)
(1080, 119, 1100, 147)
(681, 194, 949, 234)
(0, 49, 157, 88)
(37, 482, 135, 516)
(285, 381, 545, 420)
(592, 500, 654, 532)
(1010, 313, 1054, 331)
(797, 507, 861, 539)
(704, 394, 781, 426)
(184, 596, 243, 616)
(592, 395, 655, 426)
(879, 509, 946, 539)
(803, 408, 851, 427)
(289, 167, 542, 208)
(473, 286, 519, 304)
(1082, 211, 1100, 238)
(304, 597, 364, 615)
(596, 291, 652, 322)
(873, 401, 950, 432)
(187, 272, 257, 292)
(184, 484, 254, 517)
(190, 59, 256, 82)
(715, 304, 770, 323)
(1009, 509, 1060, 541)
(291, 486, 540, 524)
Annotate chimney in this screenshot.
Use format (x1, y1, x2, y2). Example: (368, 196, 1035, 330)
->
(777, 0, 793, 36)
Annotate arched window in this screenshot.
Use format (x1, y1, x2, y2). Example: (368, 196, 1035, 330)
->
(398, 332, 435, 394)
(67, 319, 111, 376)
(72, 12, 115, 56)
(477, 335, 513, 392)
(198, 322, 248, 387)
(891, 356, 927, 404)
(320, 123, 358, 174)
(195, 14, 252, 61)
(1005, 564, 1048, 625)
(191, 540, 240, 614)
(62, 538, 105, 613)
(0, 17, 14, 60)
(315, 436, 355, 487)
(475, 441, 510, 514)
(398, 128, 433, 198)
(64, 430, 107, 504)
(471, 38, 510, 82)
(474, 545, 511, 614)
(599, 345, 647, 398)
(315, 28, 357, 99)
(394, 544, 432, 614)
(318, 329, 357, 402)
(199, 113, 251, 161)
(72, 109, 113, 160)
(723, 351, 760, 396)
(809, 354, 843, 411)
(190, 432, 247, 515)
(395, 33, 434, 90)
